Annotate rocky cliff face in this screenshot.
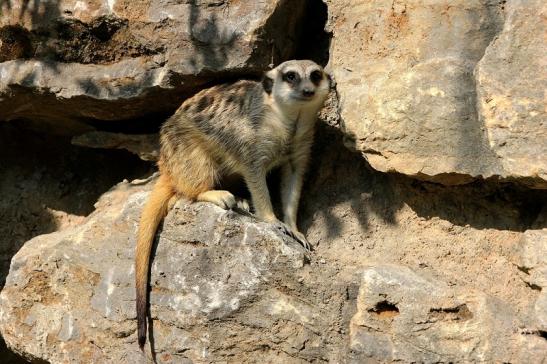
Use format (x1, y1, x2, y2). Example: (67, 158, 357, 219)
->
(326, 0, 546, 187)
(0, 0, 306, 130)
(0, 1, 545, 363)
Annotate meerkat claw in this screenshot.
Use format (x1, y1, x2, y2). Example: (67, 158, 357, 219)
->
(235, 198, 250, 212)
(293, 230, 311, 251)
(228, 197, 254, 218)
(273, 221, 311, 251)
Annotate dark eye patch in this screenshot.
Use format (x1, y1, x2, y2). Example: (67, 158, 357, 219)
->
(310, 70, 323, 85)
(283, 71, 299, 84)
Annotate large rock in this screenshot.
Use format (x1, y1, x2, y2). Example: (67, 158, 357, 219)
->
(326, 0, 546, 187)
(0, 178, 311, 363)
(475, 0, 547, 186)
(1, 163, 546, 362)
(349, 265, 547, 363)
(0, 0, 306, 128)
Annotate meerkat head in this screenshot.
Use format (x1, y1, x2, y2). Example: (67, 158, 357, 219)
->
(262, 60, 330, 109)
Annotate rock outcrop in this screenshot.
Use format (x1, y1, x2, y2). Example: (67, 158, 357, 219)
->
(0, 178, 310, 363)
(1, 132, 546, 363)
(0, 0, 306, 129)
(2, 0, 545, 186)
(326, 0, 546, 187)
(1, 0, 546, 362)
(350, 265, 545, 363)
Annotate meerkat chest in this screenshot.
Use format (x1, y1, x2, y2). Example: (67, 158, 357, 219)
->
(261, 112, 297, 148)
(259, 109, 315, 168)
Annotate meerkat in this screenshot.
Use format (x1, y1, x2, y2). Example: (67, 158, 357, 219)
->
(135, 60, 330, 349)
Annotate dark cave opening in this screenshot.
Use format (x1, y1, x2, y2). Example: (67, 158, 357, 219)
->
(296, 0, 332, 67)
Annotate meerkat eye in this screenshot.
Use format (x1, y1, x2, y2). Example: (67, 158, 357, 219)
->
(310, 70, 323, 84)
(283, 71, 297, 83)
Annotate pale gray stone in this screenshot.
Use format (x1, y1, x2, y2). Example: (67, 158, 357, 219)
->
(349, 265, 547, 363)
(0, 179, 307, 363)
(0, 1, 306, 128)
(326, 0, 546, 187)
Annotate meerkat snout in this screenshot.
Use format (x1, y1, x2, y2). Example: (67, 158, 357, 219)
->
(302, 87, 315, 97)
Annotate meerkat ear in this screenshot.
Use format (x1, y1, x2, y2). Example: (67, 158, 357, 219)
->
(261, 70, 275, 94)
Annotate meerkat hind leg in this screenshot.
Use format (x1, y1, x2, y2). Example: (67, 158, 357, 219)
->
(167, 194, 179, 211)
(197, 190, 237, 210)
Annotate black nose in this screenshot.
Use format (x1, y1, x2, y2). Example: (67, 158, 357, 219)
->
(302, 88, 315, 97)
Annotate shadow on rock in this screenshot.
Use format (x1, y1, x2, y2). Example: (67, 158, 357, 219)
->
(301, 122, 546, 243)
(0, 123, 153, 288)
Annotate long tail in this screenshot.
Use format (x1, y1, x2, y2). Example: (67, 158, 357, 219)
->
(135, 174, 174, 350)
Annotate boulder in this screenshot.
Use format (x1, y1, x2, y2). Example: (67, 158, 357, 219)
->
(475, 0, 547, 187)
(0, 178, 309, 363)
(326, 0, 546, 187)
(0, 0, 306, 128)
(1, 172, 546, 362)
(349, 265, 547, 363)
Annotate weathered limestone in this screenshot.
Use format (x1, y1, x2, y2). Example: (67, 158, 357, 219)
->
(326, 0, 546, 187)
(0, 179, 308, 363)
(349, 265, 547, 363)
(0, 0, 306, 127)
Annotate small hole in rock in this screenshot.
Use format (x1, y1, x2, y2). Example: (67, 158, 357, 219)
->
(521, 329, 547, 340)
(525, 282, 542, 291)
(368, 300, 400, 318)
(429, 304, 473, 322)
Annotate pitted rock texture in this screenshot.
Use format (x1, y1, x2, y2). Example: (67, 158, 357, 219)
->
(0, 179, 311, 363)
(326, 0, 546, 187)
(349, 265, 546, 363)
(512, 227, 547, 332)
(0, 0, 306, 128)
